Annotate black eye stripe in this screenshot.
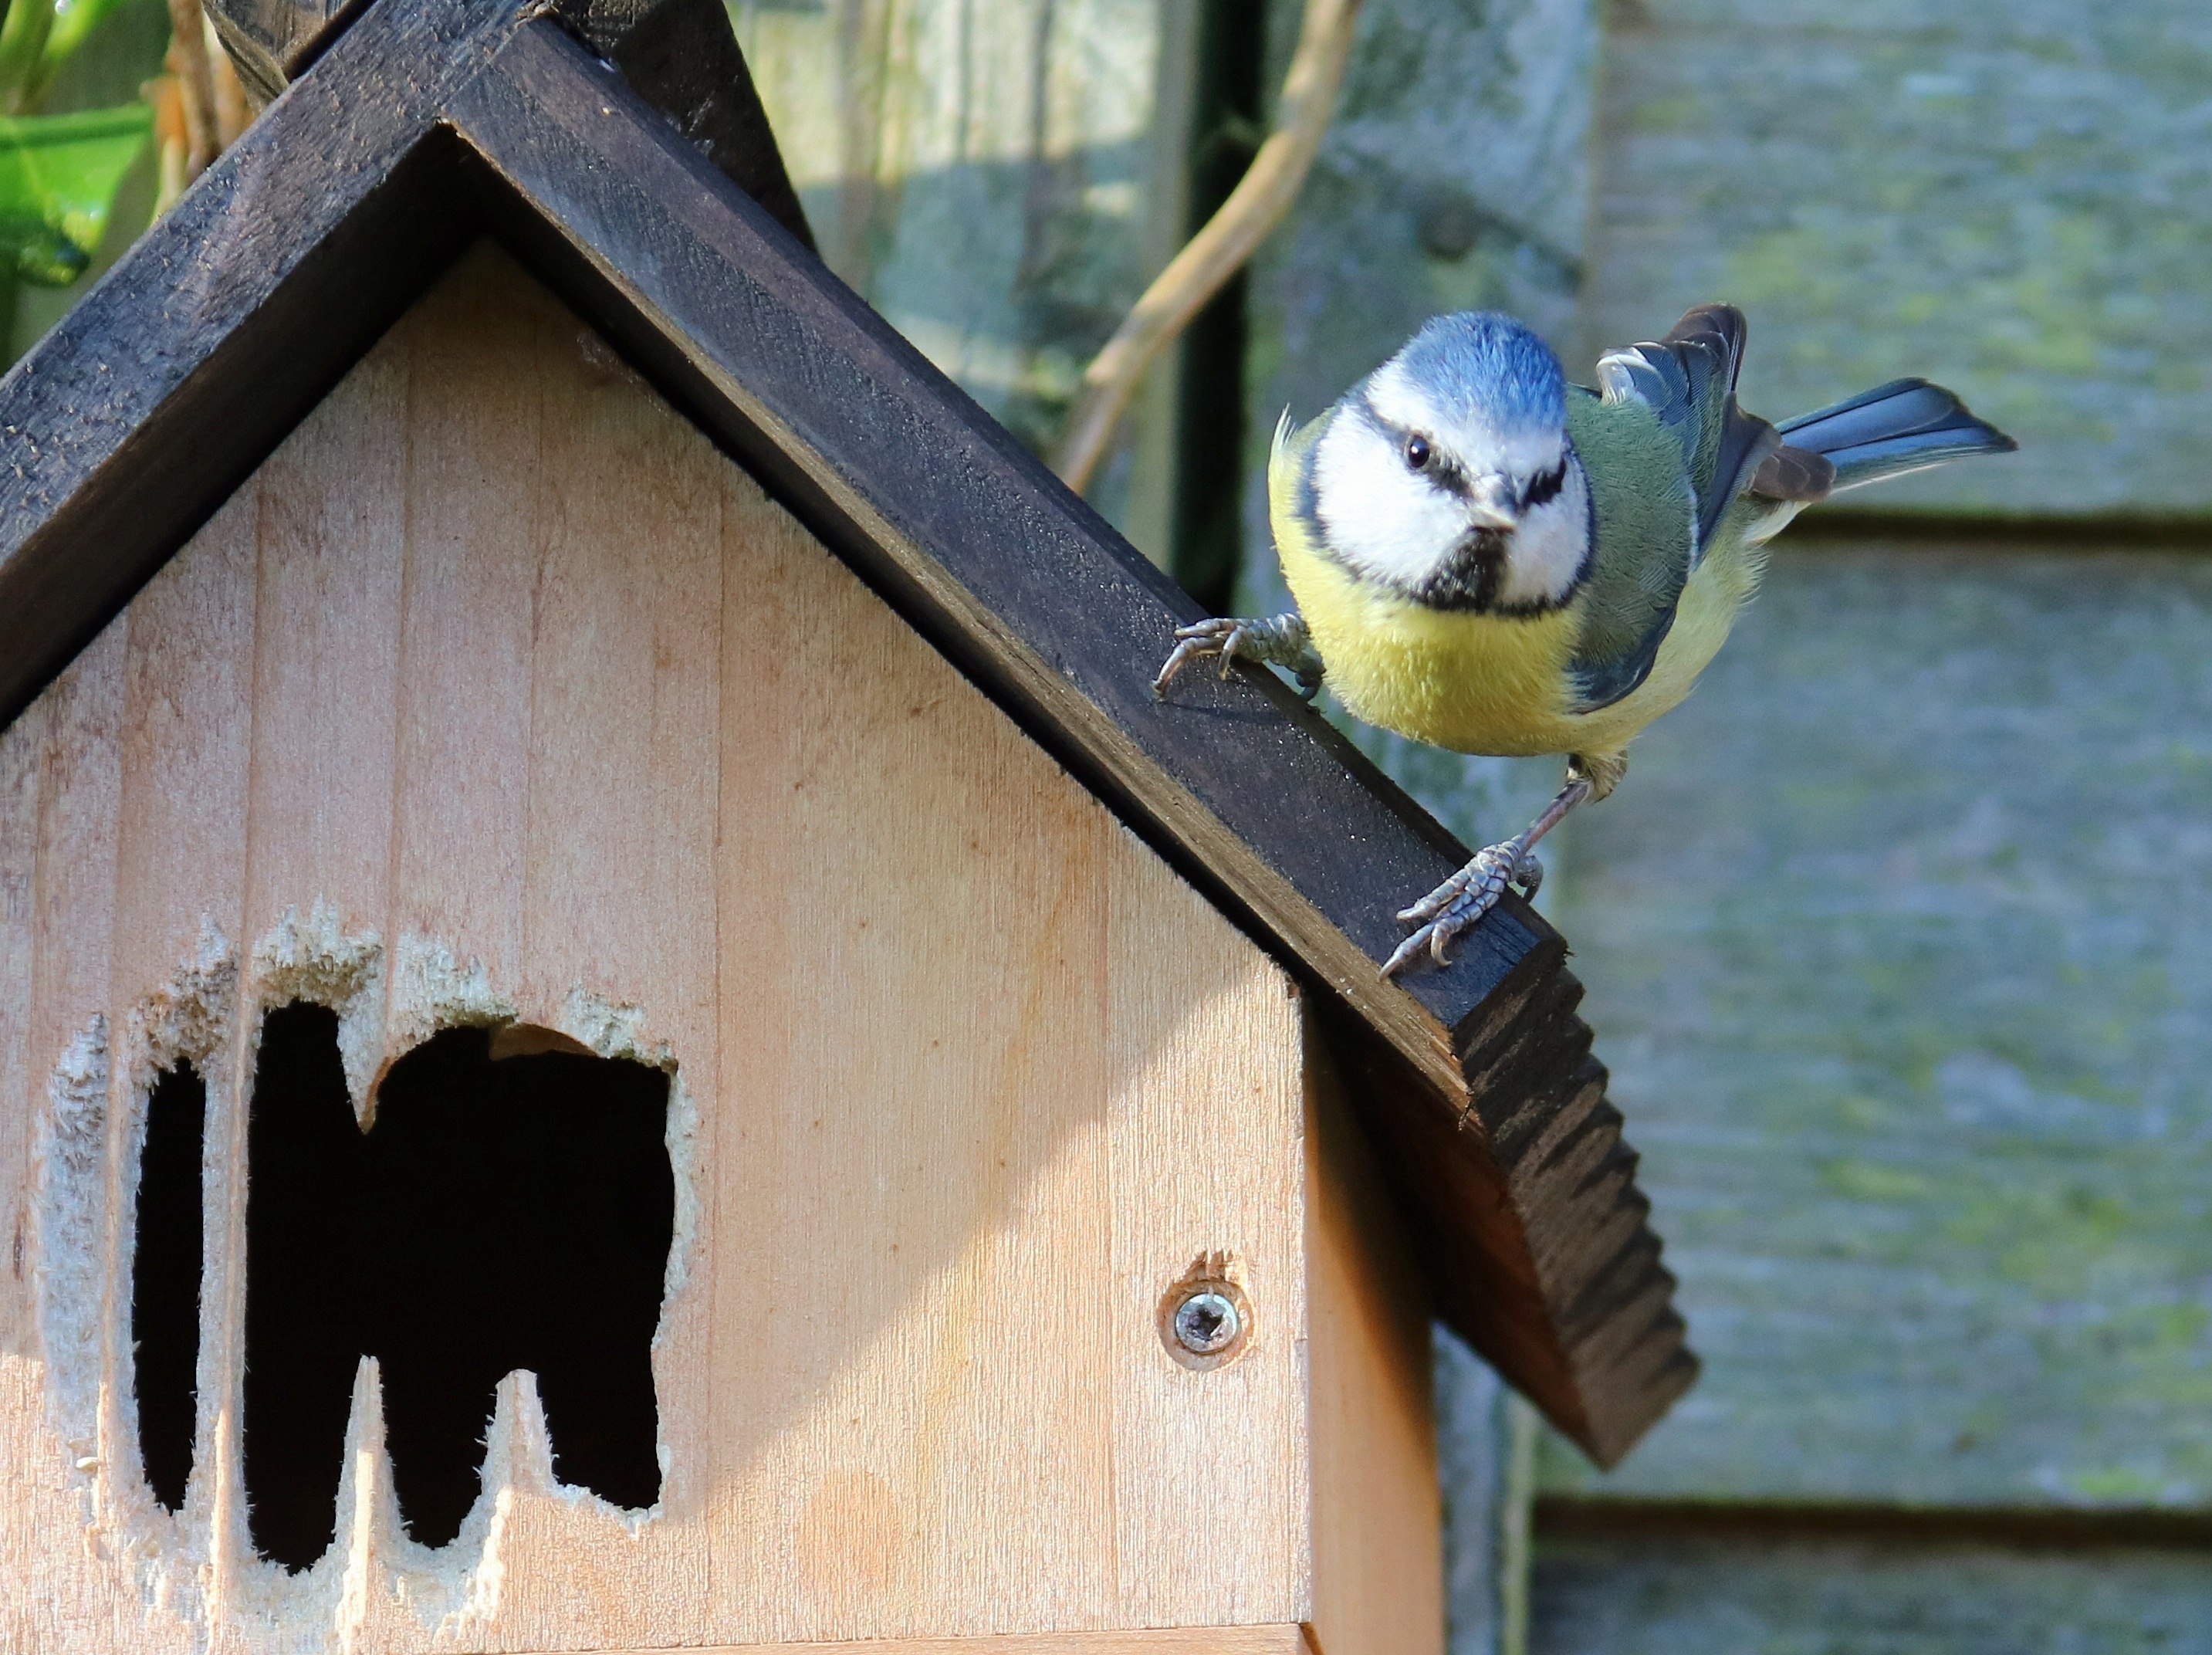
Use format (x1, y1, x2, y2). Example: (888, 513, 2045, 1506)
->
(1390, 430, 1470, 498)
(1523, 456, 1568, 509)
(1360, 401, 1555, 506)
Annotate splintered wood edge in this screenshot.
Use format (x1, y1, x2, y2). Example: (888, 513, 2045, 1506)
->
(1453, 959, 1698, 1465)
(1313, 943, 1696, 1467)
(0, 0, 1695, 1464)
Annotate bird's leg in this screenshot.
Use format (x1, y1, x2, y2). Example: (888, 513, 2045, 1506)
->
(1382, 768, 1598, 977)
(1155, 611, 1324, 701)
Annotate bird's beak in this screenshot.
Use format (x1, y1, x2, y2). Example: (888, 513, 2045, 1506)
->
(1465, 474, 1520, 531)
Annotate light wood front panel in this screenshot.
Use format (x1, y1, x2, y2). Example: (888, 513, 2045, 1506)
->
(600, 1632, 1310, 1655)
(0, 245, 1315, 1653)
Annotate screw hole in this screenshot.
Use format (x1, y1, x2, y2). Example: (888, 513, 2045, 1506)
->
(1158, 1258, 1251, 1371)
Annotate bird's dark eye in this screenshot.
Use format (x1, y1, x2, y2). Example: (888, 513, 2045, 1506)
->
(1405, 436, 1432, 471)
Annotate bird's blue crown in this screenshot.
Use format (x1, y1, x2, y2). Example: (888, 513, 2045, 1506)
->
(1387, 312, 1566, 432)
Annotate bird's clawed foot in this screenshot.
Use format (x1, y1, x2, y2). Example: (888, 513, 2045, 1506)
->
(1382, 839, 1544, 976)
(1154, 613, 1324, 701)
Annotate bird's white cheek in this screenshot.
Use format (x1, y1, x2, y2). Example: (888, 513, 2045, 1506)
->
(1311, 418, 1463, 584)
(1497, 465, 1591, 609)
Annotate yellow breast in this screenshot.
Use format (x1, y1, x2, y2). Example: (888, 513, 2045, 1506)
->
(1270, 445, 1763, 763)
(1276, 511, 1585, 756)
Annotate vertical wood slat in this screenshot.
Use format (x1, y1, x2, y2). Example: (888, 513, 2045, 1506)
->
(731, 0, 1199, 555)
(385, 262, 540, 995)
(2, 624, 127, 1655)
(0, 700, 47, 1365)
(31, 625, 127, 1452)
(107, 498, 260, 1576)
(0, 243, 1409, 1653)
(1105, 844, 1309, 1630)
(242, 344, 410, 948)
(1305, 1015, 1445, 1655)
(0, 695, 49, 1655)
(113, 506, 260, 1032)
(539, 1632, 1314, 1655)
(699, 389, 1310, 1642)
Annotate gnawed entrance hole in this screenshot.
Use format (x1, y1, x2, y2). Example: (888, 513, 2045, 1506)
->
(239, 1003, 675, 1570)
(132, 1061, 207, 1514)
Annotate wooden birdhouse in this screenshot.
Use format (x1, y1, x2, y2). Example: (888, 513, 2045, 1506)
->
(0, 1, 1694, 1649)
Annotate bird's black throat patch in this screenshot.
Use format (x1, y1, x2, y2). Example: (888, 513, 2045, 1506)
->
(1405, 527, 1510, 611)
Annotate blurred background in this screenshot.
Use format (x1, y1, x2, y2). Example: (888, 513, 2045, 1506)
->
(8, 0, 2210, 1647)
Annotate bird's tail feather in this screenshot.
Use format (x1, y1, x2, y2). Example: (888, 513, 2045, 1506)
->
(1775, 378, 2016, 493)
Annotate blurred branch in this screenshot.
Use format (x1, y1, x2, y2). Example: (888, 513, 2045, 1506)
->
(150, 0, 246, 213)
(205, 12, 245, 144)
(163, 0, 215, 175)
(1050, 0, 1362, 496)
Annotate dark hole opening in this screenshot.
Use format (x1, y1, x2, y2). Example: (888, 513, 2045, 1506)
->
(243, 1003, 675, 1571)
(133, 1061, 206, 1512)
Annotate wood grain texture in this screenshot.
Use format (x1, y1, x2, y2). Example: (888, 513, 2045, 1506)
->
(201, 0, 357, 102)
(598, 0, 815, 251)
(103, 496, 261, 1574)
(695, 375, 1308, 1643)
(1304, 1016, 1443, 1655)
(590, 1633, 1310, 1655)
(1534, 546, 2212, 1509)
(1530, 1529, 2212, 1655)
(0, 0, 505, 736)
(0, 245, 1339, 1652)
(2, 621, 133, 1655)
(729, 0, 1189, 535)
(0, 695, 40, 1366)
(1313, 985, 1694, 1471)
(0, 0, 1692, 1464)
(1583, 0, 2204, 516)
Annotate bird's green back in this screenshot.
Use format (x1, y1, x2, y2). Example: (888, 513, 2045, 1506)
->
(1564, 388, 1698, 711)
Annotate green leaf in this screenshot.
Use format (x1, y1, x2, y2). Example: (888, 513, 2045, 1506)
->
(41, 0, 144, 72)
(0, 101, 149, 284)
(0, 0, 56, 113)
(0, 0, 144, 112)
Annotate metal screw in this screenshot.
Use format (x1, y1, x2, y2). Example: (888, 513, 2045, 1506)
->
(1172, 1288, 1242, 1357)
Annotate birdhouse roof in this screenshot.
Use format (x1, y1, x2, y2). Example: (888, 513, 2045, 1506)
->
(0, 0, 1693, 1463)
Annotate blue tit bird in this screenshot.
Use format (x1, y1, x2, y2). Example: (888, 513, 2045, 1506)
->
(1155, 305, 2017, 976)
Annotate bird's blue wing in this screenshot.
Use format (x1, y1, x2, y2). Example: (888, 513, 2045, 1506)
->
(1595, 304, 1785, 564)
(1558, 306, 1795, 715)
